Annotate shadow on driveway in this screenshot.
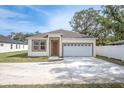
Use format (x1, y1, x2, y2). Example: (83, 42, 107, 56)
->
(49, 57, 124, 83)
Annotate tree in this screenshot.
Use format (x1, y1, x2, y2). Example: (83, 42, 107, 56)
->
(8, 31, 41, 42)
(69, 8, 100, 36)
(69, 8, 110, 45)
(103, 5, 124, 24)
(95, 14, 114, 45)
(35, 31, 40, 34)
(10, 32, 15, 39)
(24, 33, 34, 38)
(102, 5, 124, 41)
(13, 32, 25, 41)
(70, 6, 124, 45)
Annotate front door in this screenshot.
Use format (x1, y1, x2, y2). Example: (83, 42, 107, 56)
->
(51, 40, 59, 56)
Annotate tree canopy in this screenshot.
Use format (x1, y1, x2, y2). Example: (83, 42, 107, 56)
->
(70, 5, 124, 45)
(8, 31, 40, 42)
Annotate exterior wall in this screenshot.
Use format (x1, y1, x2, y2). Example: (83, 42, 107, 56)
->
(96, 45, 124, 60)
(62, 38, 96, 56)
(28, 37, 96, 57)
(0, 43, 28, 53)
(28, 39, 49, 56)
(28, 34, 62, 57)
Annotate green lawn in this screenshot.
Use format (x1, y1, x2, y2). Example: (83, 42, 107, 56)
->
(0, 51, 48, 62)
(96, 55, 124, 66)
(0, 83, 124, 88)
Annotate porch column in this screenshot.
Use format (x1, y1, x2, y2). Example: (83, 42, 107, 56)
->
(47, 38, 49, 56)
(59, 36, 62, 57)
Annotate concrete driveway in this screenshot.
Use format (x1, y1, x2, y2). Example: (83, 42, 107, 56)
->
(0, 57, 124, 85)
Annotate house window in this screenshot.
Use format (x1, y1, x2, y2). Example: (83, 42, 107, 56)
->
(32, 40, 46, 51)
(0, 43, 4, 46)
(10, 44, 13, 49)
(16, 44, 18, 49)
(23, 45, 24, 49)
(32, 40, 40, 51)
(40, 41, 46, 50)
(19, 44, 20, 49)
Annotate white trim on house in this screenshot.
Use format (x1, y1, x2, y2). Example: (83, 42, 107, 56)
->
(28, 39, 49, 56)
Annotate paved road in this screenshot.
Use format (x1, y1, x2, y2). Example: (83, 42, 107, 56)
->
(0, 57, 124, 85)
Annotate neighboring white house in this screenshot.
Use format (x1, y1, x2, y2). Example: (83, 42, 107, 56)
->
(27, 29, 96, 57)
(0, 35, 28, 53)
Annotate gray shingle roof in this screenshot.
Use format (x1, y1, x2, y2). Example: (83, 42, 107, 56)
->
(27, 29, 94, 39)
(0, 35, 27, 44)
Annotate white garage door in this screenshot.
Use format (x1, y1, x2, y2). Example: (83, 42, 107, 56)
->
(63, 43, 93, 57)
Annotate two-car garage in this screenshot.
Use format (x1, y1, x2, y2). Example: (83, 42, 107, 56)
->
(63, 43, 93, 57)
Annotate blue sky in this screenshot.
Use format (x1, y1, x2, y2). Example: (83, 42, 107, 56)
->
(0, 5, 101, 35)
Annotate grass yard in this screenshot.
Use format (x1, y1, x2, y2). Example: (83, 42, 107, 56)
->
(96, 55, 124, 66)
(0, 83, 124, 88)
(0, 51, 48, 62)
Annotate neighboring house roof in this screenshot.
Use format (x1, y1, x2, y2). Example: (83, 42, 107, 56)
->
(26, 29, 94, 39)
(107, 40, 124, 45)
(0, 35, 27, 44)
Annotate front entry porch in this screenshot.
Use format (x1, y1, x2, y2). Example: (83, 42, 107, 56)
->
(49, 37, 60, 57)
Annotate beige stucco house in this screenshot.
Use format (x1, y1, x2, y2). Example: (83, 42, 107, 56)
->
(27, 29, 96, 57)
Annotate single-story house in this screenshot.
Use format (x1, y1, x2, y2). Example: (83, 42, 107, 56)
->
(0, 35, 28, 53)
(27, 29, 96, 57)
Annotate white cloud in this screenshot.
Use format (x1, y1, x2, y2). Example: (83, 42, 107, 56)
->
(45, 7, 81, 31)
(0, 19, 42, 33)
(0, 8, 37, 34)
(48, 12, 72, 30)
(22, 6, 77, 31)
(40, 6, 95, 31)
(26, 6, 50, 16)
(0, 5, 101, 35)
(0, 8, 29, 19)
(0, 6, 55, 35)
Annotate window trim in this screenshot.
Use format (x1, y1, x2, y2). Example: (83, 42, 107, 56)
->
(0, 43, 4, 46)
(23, 45, 24, 49)
(32, 40, 46, 52)
(16, 44, 18, 49)
(19, 44, 20, 49)
(10, 44, 13, 49)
